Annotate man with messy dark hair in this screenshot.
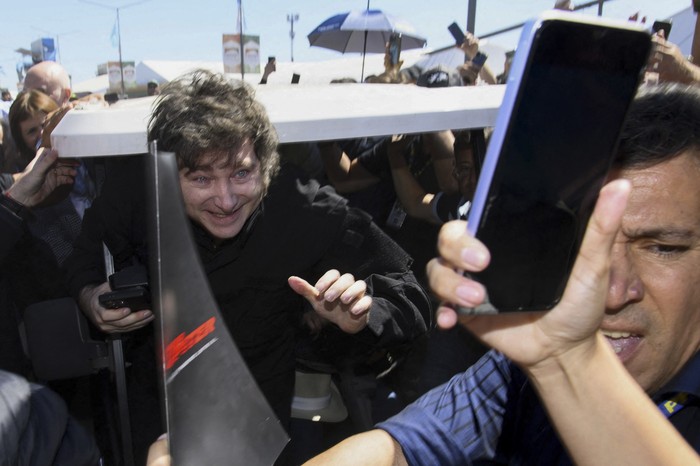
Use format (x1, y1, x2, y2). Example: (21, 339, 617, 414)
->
(66, 69, 430, 463)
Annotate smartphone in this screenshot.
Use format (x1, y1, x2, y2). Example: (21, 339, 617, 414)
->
(695, 0, 700, 13)
(99, 286, 151, 311)
(291, 73, 300, 84)
(652, 19, 672, 38)
(471, 51, 488, 69)
(268, 56, 275, 63)
(388, 32, 402, 66)
(464, 12, 651, 313)
(448, 21, 466, 45)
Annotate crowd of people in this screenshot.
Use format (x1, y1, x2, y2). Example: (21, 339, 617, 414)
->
(1, 2, 700, 465)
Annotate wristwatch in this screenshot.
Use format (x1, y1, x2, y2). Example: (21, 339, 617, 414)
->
(0, 192, 30, 219)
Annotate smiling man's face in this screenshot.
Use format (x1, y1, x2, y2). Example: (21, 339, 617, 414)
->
(179, 139, 263, 243)
(603, 151, 700, 394)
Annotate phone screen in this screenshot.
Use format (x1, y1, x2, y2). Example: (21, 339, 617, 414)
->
(466, 16, 650, 312)
(448, 22, 466, 45)
(471, 52, 488, 68)
(652, 20, 672, 38)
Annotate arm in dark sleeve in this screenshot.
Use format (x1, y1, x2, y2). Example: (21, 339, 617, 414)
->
(0, 369, 101, 466)
(0, 173, 14, 192)
(311, 202, 432, 366)
(63, 194, 108, 299)
(377, 351, 514, 465)
(63, 156, 149, 299)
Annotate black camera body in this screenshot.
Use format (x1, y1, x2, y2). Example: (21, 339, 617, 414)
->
(99, 265, 151, 311)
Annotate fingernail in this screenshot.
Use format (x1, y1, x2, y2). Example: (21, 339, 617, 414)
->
(461, 248, 487, 267)
(143, 310, 153, 318)
(456, 284, 481, 304)
(324, 291, 337, 301)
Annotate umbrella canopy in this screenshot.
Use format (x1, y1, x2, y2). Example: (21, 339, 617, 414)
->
(307, 9, 427, 54)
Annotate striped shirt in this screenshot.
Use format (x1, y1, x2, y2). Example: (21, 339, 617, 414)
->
(379, 350, 700, 465)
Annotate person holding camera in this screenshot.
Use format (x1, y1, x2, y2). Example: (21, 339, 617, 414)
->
(64, 69, 431, 464)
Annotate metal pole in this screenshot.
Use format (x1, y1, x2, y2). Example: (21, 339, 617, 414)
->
(116, 8, 126, 99)
(238, 0, 244, 79)
(287, 14, 299, 62)
(361, 0, 369, 81)
(597, 0, 604, 15)
(78, 0, 151, 97)
(467, 0, 477, 34)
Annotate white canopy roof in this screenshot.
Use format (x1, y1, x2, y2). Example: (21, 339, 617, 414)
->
(51, 83, 504, 157)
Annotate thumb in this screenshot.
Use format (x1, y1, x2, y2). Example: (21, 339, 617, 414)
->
(288, 276, 320, 302)
(551, 179, 630, 336)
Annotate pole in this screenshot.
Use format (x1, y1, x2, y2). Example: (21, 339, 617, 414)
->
(78, 0, 151, 98)
(597, 0, 604, 15)
(238, 0, 244, 79)
(467, 0, 477, 34)
(116, 8, 126, 99)
(287, 14, 299, 62)
(361, 0, 369, 81)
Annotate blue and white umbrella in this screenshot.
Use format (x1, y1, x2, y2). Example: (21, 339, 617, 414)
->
(307, 9, 427, 54)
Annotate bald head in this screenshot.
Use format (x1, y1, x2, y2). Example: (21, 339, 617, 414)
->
(24, 61, 71, 107)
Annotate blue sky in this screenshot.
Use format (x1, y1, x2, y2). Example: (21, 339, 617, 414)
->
(0, 0, 691, 91)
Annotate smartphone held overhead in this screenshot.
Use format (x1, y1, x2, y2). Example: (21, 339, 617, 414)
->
(651, 19, 672, 38)
(464, 11, 651, 313)
(448, 21, 466, 45)
(471, 51, 488, 69)
(388, 32, 402, 65)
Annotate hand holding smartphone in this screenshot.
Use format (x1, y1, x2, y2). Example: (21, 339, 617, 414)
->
(464, 12, 650, 313)
(470, 51, 488, 69)
(98, 265, 151, 311)
(388, 32, 402, 66)
(651, 19, 672, 39)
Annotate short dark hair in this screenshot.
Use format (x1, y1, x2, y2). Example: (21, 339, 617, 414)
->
(148, 69, 280, 193)
(616, 83, 700, 170)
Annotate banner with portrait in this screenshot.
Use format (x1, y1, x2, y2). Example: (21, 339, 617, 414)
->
(222, 34, 260, 74)
(108, 61, 137, 91)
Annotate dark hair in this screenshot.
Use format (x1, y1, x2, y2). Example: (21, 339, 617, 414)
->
(148, 69, 280, 193)
(616, 83, 700, 169)
(8, 89, 58, 166)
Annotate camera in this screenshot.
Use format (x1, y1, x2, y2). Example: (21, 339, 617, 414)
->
(98, 265, 151, 311)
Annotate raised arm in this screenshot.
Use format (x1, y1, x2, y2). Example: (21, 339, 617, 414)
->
(318, 141, 381, 193)
(427, 181, 700, 466)
(386, 135, 436, 223)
